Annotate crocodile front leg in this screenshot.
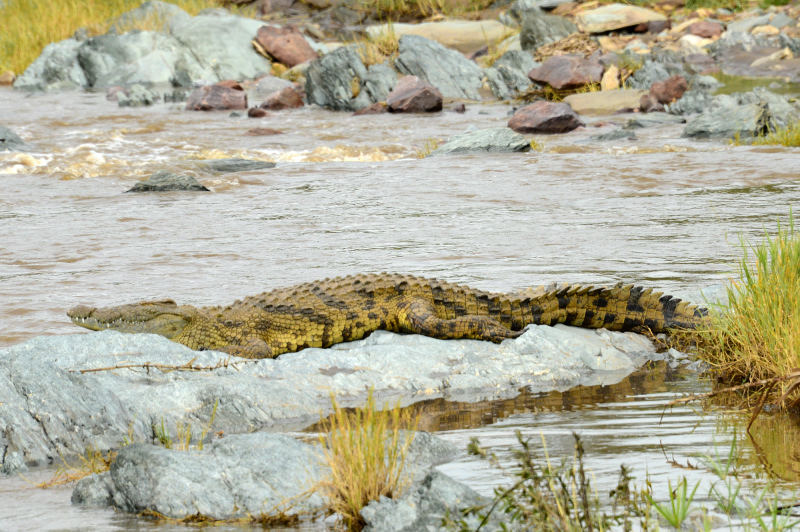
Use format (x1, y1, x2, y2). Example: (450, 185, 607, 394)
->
(215, 337, 273, 359)
(399, 298, 522, 343)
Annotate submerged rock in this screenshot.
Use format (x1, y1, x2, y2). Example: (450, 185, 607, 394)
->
(394, 34, 485, 100)
(427, 127, 531, 156)
(508, 101, 585, 133)
(626, 112, 686, 128)
(588, 129, 637, 141)
(126, 171, 210, 192)
(0, 126, 26, 152)
(195, 158, 276, 173)
(0, 324, 662, 471)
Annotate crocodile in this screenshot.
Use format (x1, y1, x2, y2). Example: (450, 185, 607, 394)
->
(67, 273, 708, 359)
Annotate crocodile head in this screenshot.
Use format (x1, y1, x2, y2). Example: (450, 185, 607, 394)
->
(68, 300, 196, 339)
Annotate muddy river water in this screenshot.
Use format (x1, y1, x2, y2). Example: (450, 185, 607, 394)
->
(1, 86, 800, 529)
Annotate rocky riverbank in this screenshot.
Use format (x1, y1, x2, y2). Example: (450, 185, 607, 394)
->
(6, 0, 800, 147)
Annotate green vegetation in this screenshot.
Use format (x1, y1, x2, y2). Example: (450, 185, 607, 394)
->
(751, 122, 800, 147)
(449, 432, 800, 532)
(357, 24, 400, 67)
(0, 0, 224, 75)
(314, 390, 418, 531)
(693, 217, 800, 403)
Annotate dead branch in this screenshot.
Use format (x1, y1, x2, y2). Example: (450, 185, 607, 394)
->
(71, 356, 256, 374)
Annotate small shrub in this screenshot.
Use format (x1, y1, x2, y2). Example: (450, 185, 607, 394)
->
(416, 138, 441, 158)
(315, 390, 418, 531)
(751, 122, 800, 147)
(357, 24, 400, 67)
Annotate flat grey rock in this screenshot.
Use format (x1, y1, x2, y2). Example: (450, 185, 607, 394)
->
(0, 126, 26, 151)
(428, 127, 531, 156)
(0, 323, 663, 471)
(195, 158, 277, 173)
(126, 170, 210, 192)
(395, 34, 485, 100)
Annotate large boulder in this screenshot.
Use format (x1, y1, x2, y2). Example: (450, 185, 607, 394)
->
(13, 38, 87, 91)
(366, 20, 511, 54)
(520, 12, 578, 52)
(386, 76, 443, 113)
(305, 46, 396, 111)
(0, 126, 26, 152)
(576, 3, 667, 34)
(186, 84, 248, 111)
(171, 13, 272, 83)
(508, 102, 585, 133)
(76, 31, 199, 89)
(254, 25, 319, 67)
(427, 127, 531, 156)
(528, 56, 604, 90)
(394, 34, 485, 100)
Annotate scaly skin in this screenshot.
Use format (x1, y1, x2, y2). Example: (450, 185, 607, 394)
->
(67, 273, 708, 359)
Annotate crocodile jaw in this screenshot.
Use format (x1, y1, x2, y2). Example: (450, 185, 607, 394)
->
(67, 301, 191, 339)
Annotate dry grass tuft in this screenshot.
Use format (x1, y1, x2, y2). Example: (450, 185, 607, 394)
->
(356, 0, 493, 21)
(693, 216, 800, 402)
(415, 138, 441, 158)
(751, 122, 800, 147)
(315, 390, 418, 531)
(0, 0, 224, 75)
(357, 24, 400, 67)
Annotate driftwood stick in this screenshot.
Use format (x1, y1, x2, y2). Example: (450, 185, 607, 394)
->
(71, 356, 255, 374)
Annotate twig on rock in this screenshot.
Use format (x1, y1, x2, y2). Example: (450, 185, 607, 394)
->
(72, 356, 255, 374)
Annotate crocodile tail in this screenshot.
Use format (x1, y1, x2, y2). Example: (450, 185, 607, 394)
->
(511, 282, 709, 334)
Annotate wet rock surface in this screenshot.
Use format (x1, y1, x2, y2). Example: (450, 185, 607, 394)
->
(259, 85, 305, 110)
(509, 101, 586, 133)
(186, 84, 248, 111)
(386, 76, 443, 113)
(0, 325, 667, 472)
(126, 171, 210, 192)
(195, 158, 276, 173)
(427, 127, 531, 156)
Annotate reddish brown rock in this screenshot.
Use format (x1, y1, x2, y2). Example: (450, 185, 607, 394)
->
(186, 85, 248, 111)
(248, 107, 270, 118)
(254, 25, 319, 68)
(245, 128, 283, 136)
(528, 56, 604, 90)
(259, 86, 304, 110)
(508, 102, 585, 134)
(353, 102, 388, 116)
(386, 76, 443, 113)
(452, 103, 466, 114)
(687, 20, 722, 38)
(215, 80, 245, 91)
(649, 74, 687, 104)
(639, 94, 665, 113)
